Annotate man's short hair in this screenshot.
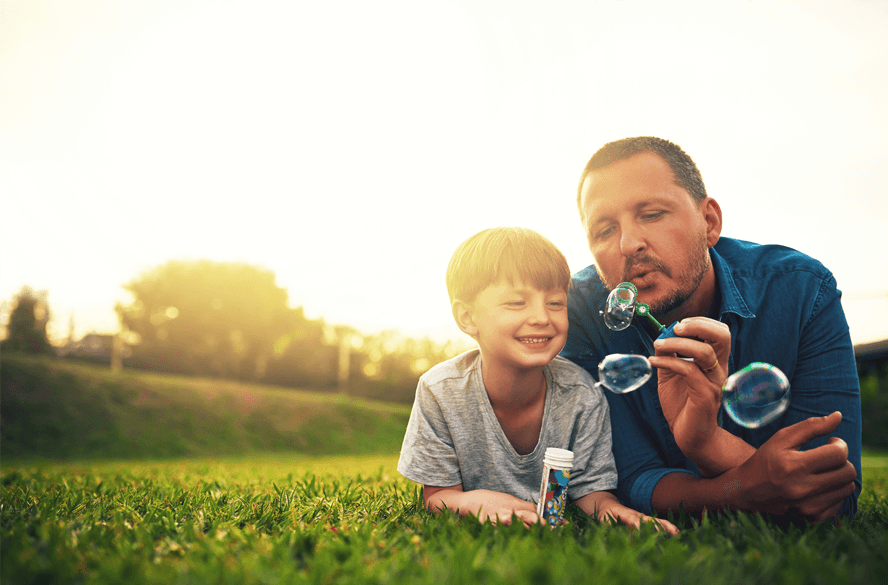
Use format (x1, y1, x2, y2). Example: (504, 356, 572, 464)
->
(576, 137, 708, 211)
(446, 227, 571, 305)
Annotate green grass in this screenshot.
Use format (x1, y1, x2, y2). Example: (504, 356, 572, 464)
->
(3, 353, 888, 583)
(2, 456, 887, 585)
(1, 353, 410, 461)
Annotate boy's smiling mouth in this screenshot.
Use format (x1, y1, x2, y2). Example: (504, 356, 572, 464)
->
(517, 337, 552, 344)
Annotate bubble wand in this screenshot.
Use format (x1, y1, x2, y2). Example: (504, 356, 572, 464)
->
(603, 281, 677, 339)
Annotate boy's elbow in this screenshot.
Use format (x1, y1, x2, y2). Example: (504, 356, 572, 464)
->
(422, 484, 463, 514)
(423, 495, 441, 513)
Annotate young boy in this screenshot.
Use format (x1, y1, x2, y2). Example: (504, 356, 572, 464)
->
(397, 227, 678, 532)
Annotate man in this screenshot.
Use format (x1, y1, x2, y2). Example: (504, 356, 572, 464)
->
(561, 136, 861, 524)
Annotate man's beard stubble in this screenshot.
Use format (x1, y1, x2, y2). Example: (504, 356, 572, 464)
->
(597, 232, 711, 318)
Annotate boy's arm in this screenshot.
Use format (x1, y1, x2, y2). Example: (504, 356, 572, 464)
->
(423, 484, 541, 527)
(574, 491, 679, 534)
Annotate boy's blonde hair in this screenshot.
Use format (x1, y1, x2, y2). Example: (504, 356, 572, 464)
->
(446, 227, 571, 305)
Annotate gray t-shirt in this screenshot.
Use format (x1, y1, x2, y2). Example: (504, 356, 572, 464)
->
(397, 349, 617, 504)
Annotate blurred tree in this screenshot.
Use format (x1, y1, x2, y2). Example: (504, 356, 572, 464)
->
(263, 314, 339, 389)
(116, 260, 299, 380)
(349, 331, 473, 403)
(1, 287, 54, 355)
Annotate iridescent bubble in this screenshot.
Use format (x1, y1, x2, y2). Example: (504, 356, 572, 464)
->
(722, 363, 790, 428)
(598, 354, 652, 394)
(604, 284, 637, 331)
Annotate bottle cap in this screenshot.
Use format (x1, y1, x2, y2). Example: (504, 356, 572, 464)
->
(543, 447, 574, 469)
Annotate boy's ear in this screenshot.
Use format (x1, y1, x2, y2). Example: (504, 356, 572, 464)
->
(452, 299, 479, 338)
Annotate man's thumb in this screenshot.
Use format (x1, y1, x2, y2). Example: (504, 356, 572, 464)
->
(779, 411, 842, 450)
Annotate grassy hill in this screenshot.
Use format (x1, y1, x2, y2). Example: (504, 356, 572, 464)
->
(0, 353, 412, 461)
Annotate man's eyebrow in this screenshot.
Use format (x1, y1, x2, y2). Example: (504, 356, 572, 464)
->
(590, 197, 675, 222)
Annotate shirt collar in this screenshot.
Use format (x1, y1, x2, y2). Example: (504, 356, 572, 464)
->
(711, 245, 756, 320)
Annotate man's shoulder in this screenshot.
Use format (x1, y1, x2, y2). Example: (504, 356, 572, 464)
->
(567, 265, 609, 306)
(420, 348, 480, 388)
(714, 237, 832, 279)
(570, 264, 605, 288)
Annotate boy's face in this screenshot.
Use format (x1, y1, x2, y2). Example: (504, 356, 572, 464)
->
(462, 280, 569, 372)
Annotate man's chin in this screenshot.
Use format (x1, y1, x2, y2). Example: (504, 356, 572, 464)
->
(646, 287, 693, 318)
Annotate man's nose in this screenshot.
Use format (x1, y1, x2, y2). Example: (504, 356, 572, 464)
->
(619, 224, 646, 257)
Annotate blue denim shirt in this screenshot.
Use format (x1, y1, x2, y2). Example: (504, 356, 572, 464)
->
(561, 237, 862, 518)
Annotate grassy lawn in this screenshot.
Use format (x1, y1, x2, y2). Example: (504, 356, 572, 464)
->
(1, 354, 411, 462)
(2, 454, 887, 585)
(3, 355, 887, 583)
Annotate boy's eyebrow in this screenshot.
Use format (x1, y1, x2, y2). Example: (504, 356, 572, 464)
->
(496, 284, 567, 296)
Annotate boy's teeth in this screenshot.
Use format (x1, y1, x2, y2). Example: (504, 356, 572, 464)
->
(518, 337, 548, 344)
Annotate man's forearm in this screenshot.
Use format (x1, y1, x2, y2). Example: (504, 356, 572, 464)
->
(686, 427, 756, 478)
(650, 414, 858, 523)
(650, 471, 734, 516)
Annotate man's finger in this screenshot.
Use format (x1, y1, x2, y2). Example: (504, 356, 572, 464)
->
(796, 439, 850, 474)
(672, 317, 731, 344)
(649, 355, 703, 376)
(649, 356, 723, 392)
(772, 412, 842, 451)
(654, 336, 717, 359)
(797, 481, 856, 523)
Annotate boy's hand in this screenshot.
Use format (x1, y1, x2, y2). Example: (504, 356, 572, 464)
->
(424, 485, 542, 527)
(576, 491, 679, 535)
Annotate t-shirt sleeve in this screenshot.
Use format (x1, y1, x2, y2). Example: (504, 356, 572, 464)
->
(396, 377, 464, 488)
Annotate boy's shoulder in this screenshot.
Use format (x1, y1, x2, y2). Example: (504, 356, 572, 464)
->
(420, 348, 482, 387)
(546, 355, 599, 391)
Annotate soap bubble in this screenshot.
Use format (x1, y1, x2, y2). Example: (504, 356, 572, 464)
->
(598, 354, 652, 394)
(604, 283, 637, 331)
(722, 363, 790, 428)
(594, 352, 790, 429)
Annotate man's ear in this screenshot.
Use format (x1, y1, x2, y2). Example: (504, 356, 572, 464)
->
(452, 299, 479, 338)
(700, 197, 723, 247)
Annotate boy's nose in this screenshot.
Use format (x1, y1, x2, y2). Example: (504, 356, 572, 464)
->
(527, 303, 550, 325)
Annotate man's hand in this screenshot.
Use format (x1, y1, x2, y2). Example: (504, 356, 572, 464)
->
(731, 411, 857, 523)
(650, 317, 733, 472)
(424, 485, 542, 527)
(576, 491, 679, 535)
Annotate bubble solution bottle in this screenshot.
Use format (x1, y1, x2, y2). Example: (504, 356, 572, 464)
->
(536, 448, 574, 526)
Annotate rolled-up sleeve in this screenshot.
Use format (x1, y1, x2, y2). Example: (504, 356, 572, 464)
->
(603, 388, 700, 514)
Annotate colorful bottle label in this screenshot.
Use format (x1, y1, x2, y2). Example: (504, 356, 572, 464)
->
(538, 466, 571, 526)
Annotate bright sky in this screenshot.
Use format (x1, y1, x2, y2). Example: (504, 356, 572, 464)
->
(2, 0, 887, 346)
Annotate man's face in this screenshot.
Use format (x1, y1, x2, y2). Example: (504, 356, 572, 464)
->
(578, 151, 714, 317)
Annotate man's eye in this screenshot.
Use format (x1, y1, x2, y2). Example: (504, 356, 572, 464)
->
(596, 226, 615, 239)
(641, 211, 665, 220)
